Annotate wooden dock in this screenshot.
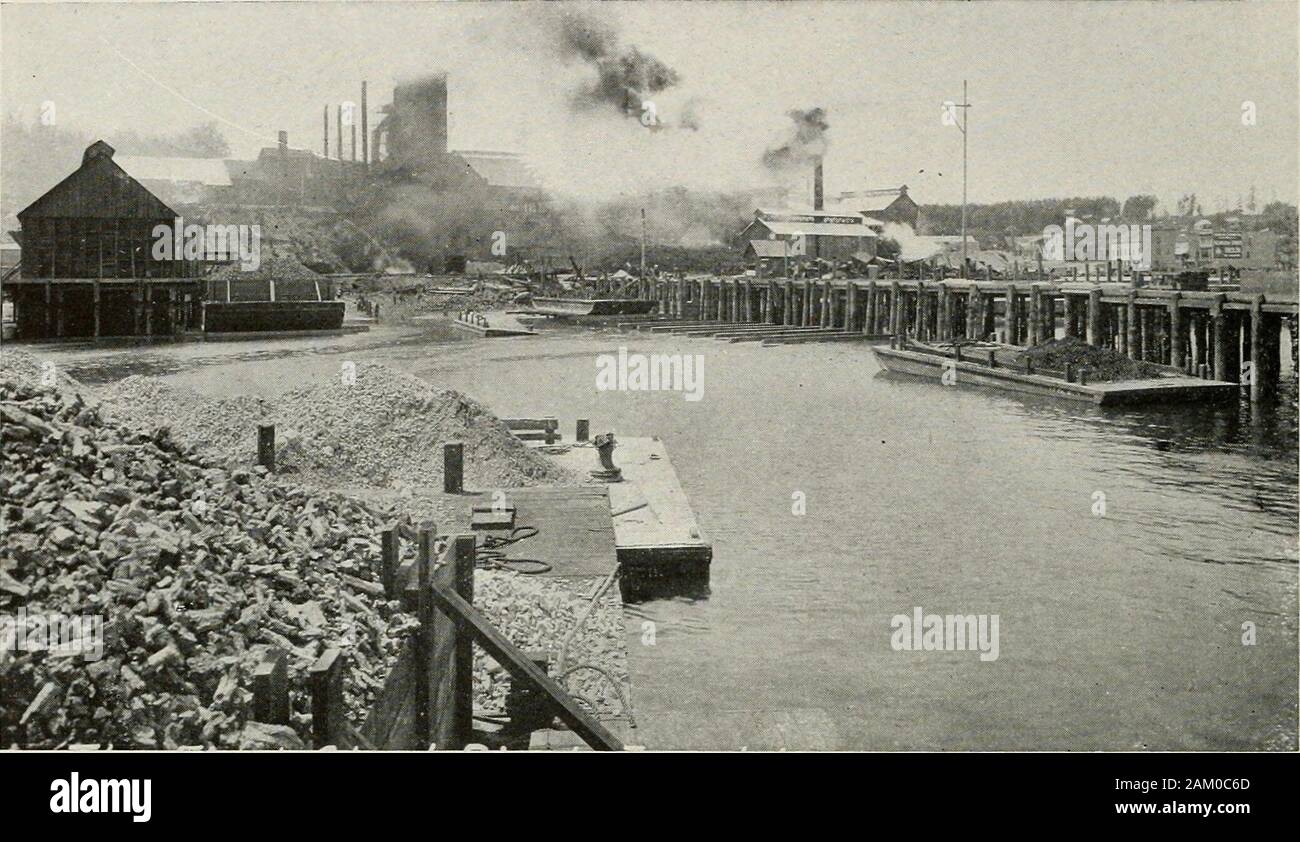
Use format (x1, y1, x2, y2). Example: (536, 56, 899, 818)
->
(547, 436, 712, 598)
(606, 272, 1297, 402)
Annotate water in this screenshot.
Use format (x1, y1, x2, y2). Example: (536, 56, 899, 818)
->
(46, 323, 1299, 749)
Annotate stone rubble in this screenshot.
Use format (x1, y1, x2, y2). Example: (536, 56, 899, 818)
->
(0, 373, 419, 749)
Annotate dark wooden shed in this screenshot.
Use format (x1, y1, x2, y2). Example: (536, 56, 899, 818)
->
(7, 140, 201, 339)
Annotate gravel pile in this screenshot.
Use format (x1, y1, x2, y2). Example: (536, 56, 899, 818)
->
(0, 377, 419, 749)
(102, 363, 571, 490)
(1014, 337, 1169, 383)
(0, 349, 90, 395)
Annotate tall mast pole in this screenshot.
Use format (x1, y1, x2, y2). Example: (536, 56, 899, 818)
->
(961, 80, 968, 278)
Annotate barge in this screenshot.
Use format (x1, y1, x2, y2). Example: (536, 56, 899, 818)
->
(871, 340, 1240, 406)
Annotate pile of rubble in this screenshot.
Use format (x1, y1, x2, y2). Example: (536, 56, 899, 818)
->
(473, 570, 629, 718)
(0, 375, 418, 749)
(103, 362, 571, 490)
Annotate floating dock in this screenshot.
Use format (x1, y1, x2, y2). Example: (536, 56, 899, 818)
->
(544, 436, 712, 599)
(871, 342, 1240, 405)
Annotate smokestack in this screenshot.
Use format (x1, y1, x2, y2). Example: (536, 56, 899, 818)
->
(336, 105, 343, 161)
(813, 157, 824, 211)
(322, 106, 328, 157)
(361, 81, 369, 168)
(351, 116, 357, 163)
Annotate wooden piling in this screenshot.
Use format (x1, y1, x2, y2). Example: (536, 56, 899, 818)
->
(845, 281, 857, 332)
(576, 419, 590, 442)
(257, 424, 275, 472)
(1028, 284, 1041, 347)
(252, 648, 290, 725)
(865, 281, 877, 334)
(1250, 295, 1264, 402)
(310, 648, 347, 748)
(1004, 284, 1018, 345)
(443, 442, 464, 494)
(1086, 288, 1103, 347)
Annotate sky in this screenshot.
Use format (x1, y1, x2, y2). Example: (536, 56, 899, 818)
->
(2, 0, 1297, 212)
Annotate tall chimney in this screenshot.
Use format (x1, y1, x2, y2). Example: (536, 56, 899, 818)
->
(361, 81, 369, 168)
(322, 106, 329, 157)
(336, 105, 343, 161)
(813, 157, 824, 211)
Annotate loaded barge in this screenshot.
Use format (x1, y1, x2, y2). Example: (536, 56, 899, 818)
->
(871, 339, 1240, 405)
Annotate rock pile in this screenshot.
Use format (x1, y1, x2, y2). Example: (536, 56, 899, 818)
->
(473, 570, 629, 717)
(0, 377, 417, 749)
(103, 362, 571, 490)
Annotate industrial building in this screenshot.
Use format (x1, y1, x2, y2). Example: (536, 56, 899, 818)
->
(7, 140, 203, 339)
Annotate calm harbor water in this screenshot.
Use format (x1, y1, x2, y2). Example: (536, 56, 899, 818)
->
(50, 322, 1299, 750)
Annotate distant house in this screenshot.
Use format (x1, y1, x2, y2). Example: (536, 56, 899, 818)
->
(829, 186, 919, 228)
(739, 208, 878, 264)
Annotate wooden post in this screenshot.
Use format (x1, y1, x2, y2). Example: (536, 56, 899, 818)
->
(443, 442, 464, 493)
(1250, 295, 1264, 402)
(1086, 287, 1103, 347)
(1004, 284, 1017, 345)
(845, 281, 857, 332)
(764, 281, 775, 323)
(310, 648, 346, 748)
(1168, 292, 1183, 372)
(440, 534, 476, 749)
(890, 281, 902, 338)
(1028, 283, 1041, 347)
(257, 424, 275, 472)
(802, 279, 813, 326)
(381, 526, 400, 599)
(576, 419, 590, 442)
(865, 281, 877, 334)
(413, 530, 435, 746)
(1125, 292, 1139, 359)
(252, 648, 290, 725)
(92, 279, 101, 339)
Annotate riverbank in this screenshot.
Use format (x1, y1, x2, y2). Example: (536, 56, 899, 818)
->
(8, 325, 1297, 749)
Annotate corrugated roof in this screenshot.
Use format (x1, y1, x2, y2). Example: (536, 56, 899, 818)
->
(758, 219, 877, 238)
(115, 156, 233, 187)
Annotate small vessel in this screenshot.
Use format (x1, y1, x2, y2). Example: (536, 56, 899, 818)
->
(526, 298, 660, 317)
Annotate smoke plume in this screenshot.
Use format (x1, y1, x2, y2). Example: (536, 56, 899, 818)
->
(553, 10, 681, 118)
(762, 107, 830, 171)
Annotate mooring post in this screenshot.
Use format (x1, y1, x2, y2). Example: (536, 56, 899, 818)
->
(845, 281, 857, 332)
(257, 424, 276, 472)
(443, 442, 464, 494)
(252, 648, 290, 725)
(576, 419, 590, 442)
(1125, 291, 1139, 359)
(802, 279, 813, 326)
(1063, 293, 1077, 339)
(310, 648, 346, 749)
(865, 280, 877, 334)
(1086, 288, 1103, 347)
